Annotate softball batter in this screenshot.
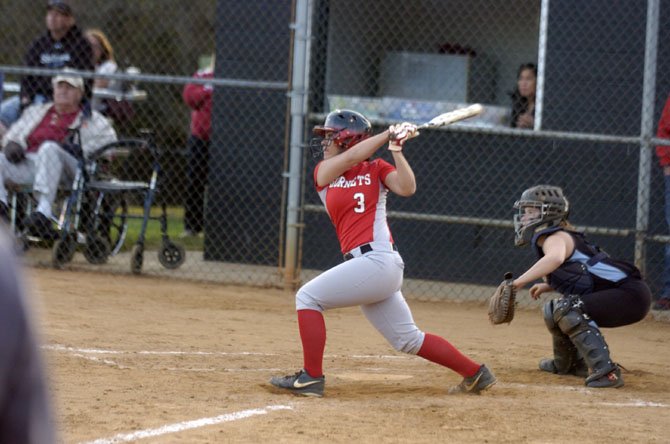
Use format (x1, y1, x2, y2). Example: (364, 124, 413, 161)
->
(270, 109, 496, 397)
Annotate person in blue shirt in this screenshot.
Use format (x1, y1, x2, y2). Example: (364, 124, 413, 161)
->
(510, 185, 651, 388)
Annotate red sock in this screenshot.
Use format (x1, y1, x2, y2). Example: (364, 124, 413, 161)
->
(417, 333, 481, 377)
(297, 309, 325, 378)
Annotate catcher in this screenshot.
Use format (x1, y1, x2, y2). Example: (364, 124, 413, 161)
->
(492, 185, 651, 388)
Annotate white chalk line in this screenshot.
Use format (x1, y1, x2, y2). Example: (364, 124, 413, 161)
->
(165, 367, 282, 373)
(79, 405, 293, 444)
(597, 400, 668, 408)
(53, 350, 281, 373)
(45, 344, 413, 373)
(501, 383, 668, 407)
(158, 367, 283, 373)
(43, 344, 275, 356)
(45, 344, 282, 372)
(349, 354, 411, 360)
(71, 353, 128, 369)
(44, 344, 414, 364)
(500, 382, 594, 395)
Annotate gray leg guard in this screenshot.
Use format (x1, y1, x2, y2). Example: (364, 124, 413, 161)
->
(553, 296, 617, 383)
(541, 300, 587, 376)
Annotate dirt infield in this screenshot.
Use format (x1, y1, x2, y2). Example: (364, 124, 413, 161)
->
(28, 268, 669, 443)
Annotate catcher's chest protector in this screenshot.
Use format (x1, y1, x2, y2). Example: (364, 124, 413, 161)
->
(533, 227, 638, 296)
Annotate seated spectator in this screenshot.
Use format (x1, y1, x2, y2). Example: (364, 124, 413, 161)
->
(509, 62, 537, 129)
(0, 0, 93, 138)
(0, 71, 117, 239)
(180, 55, 214, 238)
(85, 28, 119, 113)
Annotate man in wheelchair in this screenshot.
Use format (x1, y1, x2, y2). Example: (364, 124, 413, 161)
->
(0, 70, 117, 239)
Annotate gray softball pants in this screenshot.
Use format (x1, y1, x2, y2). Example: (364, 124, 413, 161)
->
(296, 247, 425, 355)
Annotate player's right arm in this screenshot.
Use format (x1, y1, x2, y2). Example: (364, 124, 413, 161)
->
(315, 130, 391, 187)
(513, 231, 573, 289)
(384, 150, 416, 197)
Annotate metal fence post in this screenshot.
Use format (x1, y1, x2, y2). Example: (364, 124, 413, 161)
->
(534, 0, 550, 131)
(284, 0, 313, 289)
(635, 0, 660, 271)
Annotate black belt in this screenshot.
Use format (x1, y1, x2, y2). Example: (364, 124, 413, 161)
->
(343, 243, 398, 261)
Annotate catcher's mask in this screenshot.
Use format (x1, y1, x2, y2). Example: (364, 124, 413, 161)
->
(309, 109, 372, 158)
(513, 185, 569, 246)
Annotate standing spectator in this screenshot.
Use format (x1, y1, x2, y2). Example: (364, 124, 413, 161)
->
(509, 63, 537, 129)
(269, 110, 496, 397)
(0, 227, 56, 444)
(0, 71, 116, 239)
(180, 56, 214, 238)
(85, 28, 119, 113)
(0, 0, 93, 138)
(654, 94, 670, 310)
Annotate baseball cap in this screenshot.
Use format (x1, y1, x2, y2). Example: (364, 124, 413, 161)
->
(52, 69, 84, 91)
(47, 0, 73, 16)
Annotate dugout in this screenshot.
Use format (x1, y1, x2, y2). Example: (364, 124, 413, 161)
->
(205, 0, 292, 264)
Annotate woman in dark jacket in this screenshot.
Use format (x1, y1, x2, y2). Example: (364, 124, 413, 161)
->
(509, 63, 537, 128)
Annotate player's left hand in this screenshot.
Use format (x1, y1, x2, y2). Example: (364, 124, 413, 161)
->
(488, 272, 517, 324)
(529, 282, 552, 300)
(389, 122, 419, 151)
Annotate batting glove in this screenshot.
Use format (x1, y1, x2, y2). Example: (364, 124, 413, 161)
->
(388, 122, 419, 151)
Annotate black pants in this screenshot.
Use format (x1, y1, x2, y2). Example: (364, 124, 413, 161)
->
(183, 135, 210, 233)
(580, 278, 652, 328)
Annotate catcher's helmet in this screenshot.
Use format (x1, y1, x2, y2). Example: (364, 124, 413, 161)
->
(513, 185, 569, 246)
(310, 109, 372, 158)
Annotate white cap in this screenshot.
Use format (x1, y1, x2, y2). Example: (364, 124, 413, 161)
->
(52, 69, 84, 91)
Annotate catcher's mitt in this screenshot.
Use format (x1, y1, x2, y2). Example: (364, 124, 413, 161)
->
(488, 272, 517, 325)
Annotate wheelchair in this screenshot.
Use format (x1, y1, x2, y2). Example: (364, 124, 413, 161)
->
(18, 130, 186, 274)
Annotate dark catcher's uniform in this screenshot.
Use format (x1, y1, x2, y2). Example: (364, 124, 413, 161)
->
(532, 226, 651, 388)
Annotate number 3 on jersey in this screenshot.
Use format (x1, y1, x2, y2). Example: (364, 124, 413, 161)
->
(353, 192, 365, 213)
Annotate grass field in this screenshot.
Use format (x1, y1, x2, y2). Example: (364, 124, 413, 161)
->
(123, 206, 203, 250)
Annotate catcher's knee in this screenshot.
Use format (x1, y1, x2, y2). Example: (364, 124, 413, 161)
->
(552, 296, 616, 380)
(553, 297, 586, 336)
(543, 300, 562, 335)
(390, 330, 424, 355)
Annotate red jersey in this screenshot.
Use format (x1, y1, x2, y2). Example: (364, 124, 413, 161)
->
(25, 106, 78, 153)
(656, 94, 670, 166)
(315, 158, 396, 253)
(182, 68, 213, 141)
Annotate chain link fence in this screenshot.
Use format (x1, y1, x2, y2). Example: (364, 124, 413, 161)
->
(1, 1, 669, 318)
